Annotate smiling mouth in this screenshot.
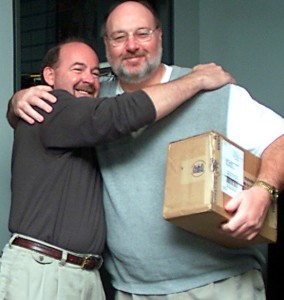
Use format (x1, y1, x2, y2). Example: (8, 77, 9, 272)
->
(75, 88, 95, 97)
(125, 55, 142, 60)
(123, 57, 144, 67)
(123, 52, 145, 60)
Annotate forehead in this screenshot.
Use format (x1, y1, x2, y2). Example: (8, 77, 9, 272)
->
(107, 2, 155, 32)
(59, 42, 99, 67)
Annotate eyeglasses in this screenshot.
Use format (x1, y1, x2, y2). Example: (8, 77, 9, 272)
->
(106, 27, 159, 47)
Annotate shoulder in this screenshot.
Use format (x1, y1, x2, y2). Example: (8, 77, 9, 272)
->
(169, 65, 192, 79)
(228, 84, 261, 109)
(229, 84, 252, 98)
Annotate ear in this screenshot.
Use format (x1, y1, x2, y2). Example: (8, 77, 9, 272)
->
(103, 36, 109, 47)
(158, 29, 163, 41)
(42, 66, 55, 86)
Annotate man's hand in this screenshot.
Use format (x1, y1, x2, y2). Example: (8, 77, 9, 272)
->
(222, 134, 284, 241)
(7, 85, 57, 127)
(221, 186, 271, 240)
(191, 63, 236, 91)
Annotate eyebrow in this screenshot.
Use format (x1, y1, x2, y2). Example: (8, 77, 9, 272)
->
(111, 27, 151, 34)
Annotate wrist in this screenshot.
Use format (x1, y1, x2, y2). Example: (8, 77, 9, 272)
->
(187, 72, 205, 93)
(254, 180, 279, 202)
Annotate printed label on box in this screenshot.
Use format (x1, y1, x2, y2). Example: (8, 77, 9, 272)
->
(221, 140, 244, 197)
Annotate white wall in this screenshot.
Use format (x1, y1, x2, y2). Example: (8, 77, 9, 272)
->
(0, 0, 14, 249)
(173, 0, 284, 116)
(173, 0, 199, 67)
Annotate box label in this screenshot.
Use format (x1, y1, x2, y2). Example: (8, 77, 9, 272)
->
(221, 140, 244, 197)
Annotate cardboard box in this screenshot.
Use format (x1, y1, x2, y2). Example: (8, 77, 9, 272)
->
(163, 131, 277, 248)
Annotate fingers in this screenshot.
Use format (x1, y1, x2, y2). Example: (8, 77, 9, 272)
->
(26, 92, 55, 113)
(224, 71, 236, 85)
(220, 189, 270, 240)
(17, 107, 44, 124)
(35, 85, 53, 91)
(221, 216, 260, 240)
(11, 85, 57, 123)
(33, 85, 57, 104)
(191, 62, 236, 90)
(221, 227, 258, 241)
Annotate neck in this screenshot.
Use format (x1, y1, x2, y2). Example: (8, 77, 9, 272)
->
(119, 64, 165, 92)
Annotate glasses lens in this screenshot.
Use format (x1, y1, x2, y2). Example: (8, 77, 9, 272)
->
(135, 28, 152, 42)
(110, 32, 127, 46)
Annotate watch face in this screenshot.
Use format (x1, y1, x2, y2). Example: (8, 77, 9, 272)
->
(272, 190, 279, 200)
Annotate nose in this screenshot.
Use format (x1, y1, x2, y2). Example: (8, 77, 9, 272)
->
(125, 34, 140, 51)
(82, 71, 96, 84)
(82, 71, 100, 95)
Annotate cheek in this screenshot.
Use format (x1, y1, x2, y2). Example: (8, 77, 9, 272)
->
(65, 75, 81, 88)
(95, 78, 100, 90)
(67, 73, 80, 82)
(148, 40, 161, 56)
(107, 45, 122, 61)
(53, 74, 77, 91)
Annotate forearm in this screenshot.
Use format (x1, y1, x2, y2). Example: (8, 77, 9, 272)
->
(143, 74, 201, 120)
(257, 134, 284, 192)
(143, 63, 235, 121)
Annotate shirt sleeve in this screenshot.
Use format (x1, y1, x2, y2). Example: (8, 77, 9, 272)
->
(40, 89, 156, 148)
(227, 84, 284, 156)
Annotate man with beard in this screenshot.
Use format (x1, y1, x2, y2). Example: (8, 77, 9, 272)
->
(95, 1, 284, 299)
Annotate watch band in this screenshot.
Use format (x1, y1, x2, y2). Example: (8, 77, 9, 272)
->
(254, 180, 279, 202)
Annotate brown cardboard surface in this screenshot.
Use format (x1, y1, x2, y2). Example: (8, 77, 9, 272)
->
(163, 131, 277, 248)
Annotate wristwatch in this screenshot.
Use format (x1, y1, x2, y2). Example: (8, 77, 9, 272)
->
(254, 180, 279, 202)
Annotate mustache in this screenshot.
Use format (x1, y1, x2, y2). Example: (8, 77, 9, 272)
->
(74, 84, 96, 94)
(122, 52, 146, 60)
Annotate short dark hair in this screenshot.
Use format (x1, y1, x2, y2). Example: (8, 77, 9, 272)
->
(41, 37, 95, 85)
(101, 0, 162, 37)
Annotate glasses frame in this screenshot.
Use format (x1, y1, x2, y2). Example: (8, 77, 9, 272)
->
(106, 26, 159, 47)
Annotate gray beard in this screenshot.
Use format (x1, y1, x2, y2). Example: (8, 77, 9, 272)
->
(117, 59, 160, 84)
(107, 47, 163, 84)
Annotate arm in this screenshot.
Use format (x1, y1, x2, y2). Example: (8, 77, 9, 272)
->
(40, 89, 156, 148)
(256, 134, 284, 191)
(222, 134, 284, 240)
(7, 63, 235, 126)
(41, 63, 236, 148)
(143, 63, 235, 120)
(6, 85, 57, 128)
